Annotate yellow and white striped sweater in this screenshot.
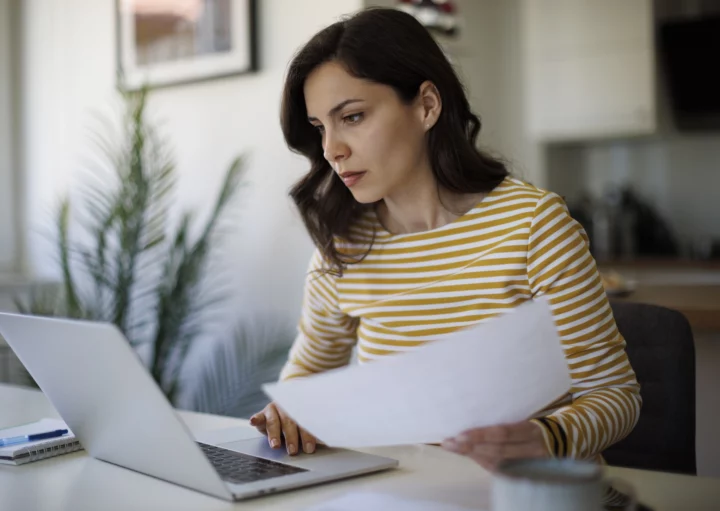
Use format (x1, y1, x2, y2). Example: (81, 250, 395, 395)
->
(280, 177, 642, 460)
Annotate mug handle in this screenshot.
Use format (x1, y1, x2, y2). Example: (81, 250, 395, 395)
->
(603, 477, 638, 510)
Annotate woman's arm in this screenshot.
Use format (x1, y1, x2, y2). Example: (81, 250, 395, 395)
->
(280, 249, 359, 380)
(526, 192, 642, 459)
(251, 249, 358, 455)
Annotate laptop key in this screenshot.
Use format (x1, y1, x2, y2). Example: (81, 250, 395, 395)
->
(197, 442, 308, 485)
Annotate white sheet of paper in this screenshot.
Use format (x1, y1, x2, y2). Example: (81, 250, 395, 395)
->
(263, 297, 570, 447)
(303, 492, 479, 511)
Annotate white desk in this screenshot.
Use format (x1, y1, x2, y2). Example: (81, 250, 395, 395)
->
(1, 384, 718, 511)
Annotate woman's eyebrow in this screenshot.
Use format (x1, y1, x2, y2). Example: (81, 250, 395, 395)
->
(307, 99, 364, 122)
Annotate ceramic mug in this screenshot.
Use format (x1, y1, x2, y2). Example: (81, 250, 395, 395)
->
(492, 458, 636, 511)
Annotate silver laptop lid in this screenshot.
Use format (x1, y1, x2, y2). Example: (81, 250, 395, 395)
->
(0, 313, 232, 501)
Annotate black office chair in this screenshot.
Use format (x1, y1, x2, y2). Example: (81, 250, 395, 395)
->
(603, 301, 696, 475)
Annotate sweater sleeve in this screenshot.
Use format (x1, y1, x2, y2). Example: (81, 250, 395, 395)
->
(527, 192, 642, 459)
(279, 249, 359, 381)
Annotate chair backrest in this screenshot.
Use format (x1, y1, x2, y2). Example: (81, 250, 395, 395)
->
(603, 301, 696, 475)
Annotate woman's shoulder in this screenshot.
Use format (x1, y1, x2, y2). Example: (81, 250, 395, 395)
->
(496, 176, 546, 197)
(482, 176, 561, 213)
(494, 177, 570, 211)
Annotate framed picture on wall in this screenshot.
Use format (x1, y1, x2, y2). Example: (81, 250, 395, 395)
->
(116, 0, 257, 90)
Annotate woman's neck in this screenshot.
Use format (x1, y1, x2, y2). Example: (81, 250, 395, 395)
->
(377, 173, 485, 235)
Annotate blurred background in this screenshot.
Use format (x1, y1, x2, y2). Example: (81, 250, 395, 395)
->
(0, 0, 718, 476)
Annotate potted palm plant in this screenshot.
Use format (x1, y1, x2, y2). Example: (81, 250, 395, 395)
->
(16, 86, 293, 413)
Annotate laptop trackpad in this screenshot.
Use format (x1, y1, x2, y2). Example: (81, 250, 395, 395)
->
(193, 425, 265, 449)
(220, 437, 291, 461)
(220, 437, 341, 464)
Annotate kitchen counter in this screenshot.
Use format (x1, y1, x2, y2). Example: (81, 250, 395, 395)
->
(601, 258, 720, 270)
(600, 260, 720, 331)
(611, 284, 720, 331)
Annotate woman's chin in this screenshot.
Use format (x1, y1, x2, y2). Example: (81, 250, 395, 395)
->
(349, 189, 382, 204)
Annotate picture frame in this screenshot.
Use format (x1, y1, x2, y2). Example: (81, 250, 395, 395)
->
(116, 0, 258, 90)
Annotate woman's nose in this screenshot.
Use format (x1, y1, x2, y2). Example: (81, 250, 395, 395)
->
(323, 132, 350, 163)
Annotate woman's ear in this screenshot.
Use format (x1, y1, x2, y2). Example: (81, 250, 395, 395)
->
(417, 80, 442, 131)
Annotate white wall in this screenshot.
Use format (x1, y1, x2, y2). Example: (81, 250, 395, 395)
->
(0, 0, 19, 273)
(18, 0, 363, 320)
(442, 0, 542, 186)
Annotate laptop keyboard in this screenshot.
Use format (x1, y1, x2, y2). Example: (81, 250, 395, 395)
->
(198, 442, 308, 484)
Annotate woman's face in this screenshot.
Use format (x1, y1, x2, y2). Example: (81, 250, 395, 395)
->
(304, 61, 433, 204)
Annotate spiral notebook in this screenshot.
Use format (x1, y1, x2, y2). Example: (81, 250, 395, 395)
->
(0, 418, 83, 465)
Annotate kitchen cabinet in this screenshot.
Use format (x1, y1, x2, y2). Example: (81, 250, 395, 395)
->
(522, 0, 656, 141)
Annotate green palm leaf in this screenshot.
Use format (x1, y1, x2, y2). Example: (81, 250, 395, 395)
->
(14, 83, 247, 406)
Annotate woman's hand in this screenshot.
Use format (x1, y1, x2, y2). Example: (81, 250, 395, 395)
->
(441, 421, 549, 471)
(250, 402, 319, 455)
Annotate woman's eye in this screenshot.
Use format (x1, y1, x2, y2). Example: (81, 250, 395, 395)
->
(343, 112, 364, 124)
(313, 124, 325, 134)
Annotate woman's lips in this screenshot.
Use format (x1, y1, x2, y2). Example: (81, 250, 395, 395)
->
(340, 171, 367, 187)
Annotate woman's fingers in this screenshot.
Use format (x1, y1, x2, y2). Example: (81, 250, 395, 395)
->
(251, 402, 319, 456)
(442, 421, 549, 471)
(299, 427, 317, 454)
(278, 409, 300, 455)
(467, 440, 548, 462)
(453, 422, 540, 445)
(444, 439, 546, 470)
(262, 404, 283, 449)
(249, 412, 267, 434)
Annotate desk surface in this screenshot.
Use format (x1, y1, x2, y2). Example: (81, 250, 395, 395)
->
(1, 384, 718, 511)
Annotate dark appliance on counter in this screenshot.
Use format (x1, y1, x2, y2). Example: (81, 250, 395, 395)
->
(568, 188, 680, 262)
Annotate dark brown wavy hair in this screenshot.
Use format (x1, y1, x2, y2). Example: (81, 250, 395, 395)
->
(282, 8, 509, 276)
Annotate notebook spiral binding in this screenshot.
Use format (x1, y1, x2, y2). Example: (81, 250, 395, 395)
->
(24, 439, 83, 463)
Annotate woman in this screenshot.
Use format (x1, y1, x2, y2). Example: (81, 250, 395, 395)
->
(250, 7, 641, 471)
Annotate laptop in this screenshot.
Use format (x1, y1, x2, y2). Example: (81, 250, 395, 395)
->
(0, 312, 398, 501)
